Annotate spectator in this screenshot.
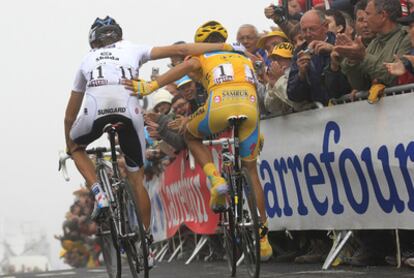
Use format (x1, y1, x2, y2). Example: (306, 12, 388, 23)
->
(256, 29, 289, 55)
(175, 75, 206, 112)
(325, 9, 347, 34)
(237, 24, 261, 55)
(237, 24, 268, 67)
(384, 11, 414, 84)
(354, 0, 376, 47)
(287, 9, 349, 105)
(145, 95, 191, 153)
(264, 42, 314, 115)
(336, 0, 411, 90)
(341, 11, 355, 38)
(289, 23, 306, 48)
(151, 89, 173, 115)
(165, 83, 180, 97)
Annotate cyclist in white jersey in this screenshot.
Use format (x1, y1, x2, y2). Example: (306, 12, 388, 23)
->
(64, 16, 244, 233)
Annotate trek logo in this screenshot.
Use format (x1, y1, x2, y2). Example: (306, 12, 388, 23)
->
(222, 90, 248, 98)
(98, 107, 126, 115)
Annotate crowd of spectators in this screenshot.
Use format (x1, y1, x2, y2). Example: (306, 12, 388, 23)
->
(138, 0, 414, 268)
(56, 187, 102, 268)
(60, 0, 414, 269)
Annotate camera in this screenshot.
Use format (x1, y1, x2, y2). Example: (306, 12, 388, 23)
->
(253, 60, 264, 75)
(302, 47, 314, 55)
(272, 5, 288, 25)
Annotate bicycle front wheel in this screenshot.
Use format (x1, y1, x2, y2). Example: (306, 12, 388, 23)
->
(122, 182, 149, 278)
(237, 167, 260, 278)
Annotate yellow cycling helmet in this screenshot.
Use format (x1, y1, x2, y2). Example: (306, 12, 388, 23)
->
(194, 20, 228, 43)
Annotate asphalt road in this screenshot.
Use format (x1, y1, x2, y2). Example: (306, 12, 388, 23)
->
(2, 261, 414, 278)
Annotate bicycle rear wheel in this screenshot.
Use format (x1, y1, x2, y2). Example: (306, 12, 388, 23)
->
(122, 182, 149, 278)
(222, 205, 237, 277)
(237, 167, 260, 278)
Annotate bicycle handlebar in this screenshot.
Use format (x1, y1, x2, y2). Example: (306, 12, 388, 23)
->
(58, 151, 71, 182)
(58, 147, 121, 182)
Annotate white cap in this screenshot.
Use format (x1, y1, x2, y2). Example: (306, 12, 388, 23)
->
(152, 89, 173, 108)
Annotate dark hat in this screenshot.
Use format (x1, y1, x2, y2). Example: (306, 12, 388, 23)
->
(397, 12, 414, 25)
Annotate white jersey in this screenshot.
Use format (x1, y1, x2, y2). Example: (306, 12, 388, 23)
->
(70, 40, 152, 171)
(72, 40, 153, 93)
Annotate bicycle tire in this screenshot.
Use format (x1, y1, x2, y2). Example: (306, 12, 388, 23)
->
(98, 219, 121, 278)
(98, 168, 122, 278)
(238, 167, 260, 278)
(221, 167, 237, 277)
(122, 182, 149, 278)
(222, 205, 237, 277)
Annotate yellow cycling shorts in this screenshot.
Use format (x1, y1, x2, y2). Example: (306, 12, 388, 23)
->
(187, 84, 260, 161)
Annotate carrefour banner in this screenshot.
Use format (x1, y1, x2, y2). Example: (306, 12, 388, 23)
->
(149, 149, 219, 242)
(260, 93, 414, 231)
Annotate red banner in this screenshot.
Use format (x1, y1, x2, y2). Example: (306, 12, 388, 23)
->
(158, 149, 220, 238)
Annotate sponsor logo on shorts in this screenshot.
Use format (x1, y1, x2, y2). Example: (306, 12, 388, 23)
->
(214, 96, 221, 103)
(250, 95, 256, 103)
(84, 108, 88, 115)
(98, 107, 126, 115)
(222, 89, 248, 99)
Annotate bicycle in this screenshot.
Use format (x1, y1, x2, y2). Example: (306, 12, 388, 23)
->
(203, 116, 261, 278)
(59, 123, 150, 278)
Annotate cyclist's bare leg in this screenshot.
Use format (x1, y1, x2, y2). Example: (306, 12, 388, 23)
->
(241, 159, 266, 224)
(185, 129, 227, 211)
(71, 149, 98, 188)
(184, 130, 213, 167)
(127, 168, 151, 230)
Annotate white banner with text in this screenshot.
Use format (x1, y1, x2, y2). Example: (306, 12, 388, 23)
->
(260, 94, 414, 231)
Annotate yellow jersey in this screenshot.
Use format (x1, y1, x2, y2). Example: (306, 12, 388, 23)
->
(192, 51, 256, 92)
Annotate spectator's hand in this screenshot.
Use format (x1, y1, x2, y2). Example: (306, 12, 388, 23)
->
(144, 111, 161, 123)
(335, 33, 353, 47)
(308, 40, 334, 55)
(264, 5, 276, 19)
(264, 4, 286, 24)
(267, 60, 286, 86)
(121, 79, 159, 96)
(146, 121, 160, 139)
(167, 115, 189, 134)
(297, 50, 311, 81)
(384, 55, 406, 77)
(334, 36, 366, 63)
(330, 50, 342, 72)
(245, 53, 265, 82)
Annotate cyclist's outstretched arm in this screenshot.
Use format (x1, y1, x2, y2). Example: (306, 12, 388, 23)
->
(150, 43, 232, 60)
(64, 91, 84, 153)
(155, 58, 201, 87)
(124, 58, 201, 95)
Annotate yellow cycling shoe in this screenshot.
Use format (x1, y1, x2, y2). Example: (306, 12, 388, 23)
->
(259, 222, 273, 262)
(209, 176, 228, 213)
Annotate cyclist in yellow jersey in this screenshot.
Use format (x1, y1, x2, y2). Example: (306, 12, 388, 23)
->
(124, 21, 273, 261)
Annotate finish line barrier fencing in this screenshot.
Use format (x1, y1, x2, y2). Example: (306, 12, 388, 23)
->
(148, 84, 414, 242)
